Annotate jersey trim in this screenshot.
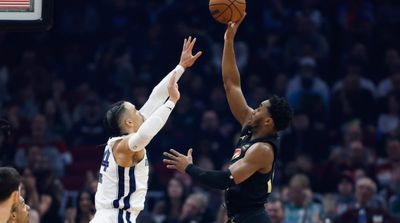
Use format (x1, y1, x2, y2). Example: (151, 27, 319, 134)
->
(126, 212, 132, 223)
(118, 209, 123, 223)
(113, 166, 125, 208)
(123, 167, 136, 210)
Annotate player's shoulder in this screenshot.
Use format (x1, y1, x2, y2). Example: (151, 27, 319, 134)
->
(247, 142, 274, 158)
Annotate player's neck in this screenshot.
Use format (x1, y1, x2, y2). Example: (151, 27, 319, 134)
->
(250, 127, 274, 141)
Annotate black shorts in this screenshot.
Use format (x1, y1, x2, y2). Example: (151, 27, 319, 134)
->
(227, 208, 271, 223)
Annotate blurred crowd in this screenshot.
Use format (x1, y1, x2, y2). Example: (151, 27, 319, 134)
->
(0, 0, 400, 222)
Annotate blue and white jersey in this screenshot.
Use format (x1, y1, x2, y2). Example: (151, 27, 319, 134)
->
(95, 136, 149, 214)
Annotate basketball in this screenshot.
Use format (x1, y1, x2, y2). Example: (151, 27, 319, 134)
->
(209, 0, 246, 24)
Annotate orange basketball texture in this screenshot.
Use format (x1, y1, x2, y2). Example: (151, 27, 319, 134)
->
(209, 0, 246, 24)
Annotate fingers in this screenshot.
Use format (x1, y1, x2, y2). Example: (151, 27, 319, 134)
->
(166, 165, 176, 169)
(236, 12, 246, 26)
(193, 51, 202, 60)
(227, 13, 246, 30)
(188, 37, 197, 50)
(169, 149, 183, 157)
(183, 36, 198, 52)
(163, 159, 177, 165)
(188, 148, 193, 157)
(163, 152, 178, 160)
(227, 21, 234, 30)
(183, 38, 187, 50)
(183, 37, 192, 51)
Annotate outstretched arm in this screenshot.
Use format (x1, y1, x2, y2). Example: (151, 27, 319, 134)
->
(117, 73, 180, 154)
(140, 37, 202, 119)
(222, 14, 253, 126)
(163, 143, 274, 190)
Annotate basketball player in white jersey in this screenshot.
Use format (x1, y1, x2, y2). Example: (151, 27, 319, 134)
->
(90, 37, 202, 223)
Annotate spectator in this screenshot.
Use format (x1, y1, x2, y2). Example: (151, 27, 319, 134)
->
(377, 93, 400, 135)
(330, 63, 376, 127)
(388, 165, 400, 220)
(281, 112, 329, 164)
(157, 178, 187, 223)
(336, 0, 375, 43)
(286, 56, 329, 113)
(335, 173, 357, 216)
(266, 199, 286, 223)
(377, 60, 400, 98)
(43, 98, 72, 136)
(284, 174, 323, 223)
(261, 0, 292, 33)
(33, 165, 64, 223)
(284, 16, 330, 65)
(64, 190, 95, 223)
(70, 95, 107, 146)
(339, 177, 395, 223)
(178, 192, 210, 223)
(375, 137, 400, 190)
(294, 0, 325, 31)
(332, 63, 376, 97)
(17, 114, 70, 177)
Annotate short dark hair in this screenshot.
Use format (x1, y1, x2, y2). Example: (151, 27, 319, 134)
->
(104, 101, 127, 137)
(268, 96, 293, 131)
(0, 167, 21, 203)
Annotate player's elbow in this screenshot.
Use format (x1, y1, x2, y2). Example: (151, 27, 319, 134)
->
(127, 132, 152, 152)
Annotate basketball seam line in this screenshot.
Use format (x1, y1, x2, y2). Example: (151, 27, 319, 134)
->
(230, 1, 243, 19)
(226, 0, 246, 4)
(213, 0, 236, 21)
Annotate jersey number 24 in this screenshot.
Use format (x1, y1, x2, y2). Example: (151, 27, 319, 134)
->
(99, 149, 111, 183)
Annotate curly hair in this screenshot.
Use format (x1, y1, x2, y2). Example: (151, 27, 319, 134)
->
(268, 95, 293, 131)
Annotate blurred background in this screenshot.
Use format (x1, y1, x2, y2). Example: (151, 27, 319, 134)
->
(0, 0, 400, 222)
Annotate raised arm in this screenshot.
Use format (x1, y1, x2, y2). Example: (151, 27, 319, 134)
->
(222, 15, 253, 126)
(140, 37, 202, 119)
(117, 73, 180, 155)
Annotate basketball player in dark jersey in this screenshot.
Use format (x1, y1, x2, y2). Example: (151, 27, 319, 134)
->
(163, 15, 293, 223)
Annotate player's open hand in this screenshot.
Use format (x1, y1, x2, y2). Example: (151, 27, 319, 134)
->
(179, 36, 202, 69)
(163, 148, 193, 173)
(224, 13, 246, 42)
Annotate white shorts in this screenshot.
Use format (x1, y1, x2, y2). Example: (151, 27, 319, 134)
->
(90, 209, 140, 223)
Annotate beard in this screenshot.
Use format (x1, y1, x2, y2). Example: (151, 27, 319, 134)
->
(242, 124, 255, 134)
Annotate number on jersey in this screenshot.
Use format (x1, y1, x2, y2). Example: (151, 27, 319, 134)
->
(99, 149, 111, 184)
(101, 149, 111, 172)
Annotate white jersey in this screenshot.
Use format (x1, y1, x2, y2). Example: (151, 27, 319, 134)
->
(94, 136, 149, 216)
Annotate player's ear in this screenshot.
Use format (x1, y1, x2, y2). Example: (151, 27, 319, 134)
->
(125, 119, 134, 127)
(8, 211, 17, 222)
(11, 191, 19, 203)
(10, 210, 17, 219)
(264, 117, 273, 127)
